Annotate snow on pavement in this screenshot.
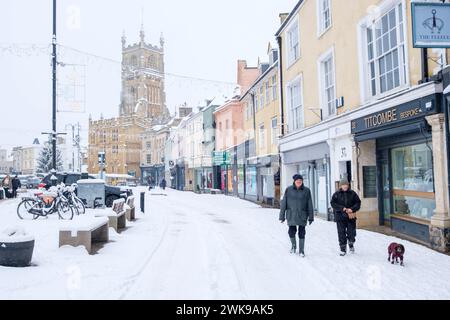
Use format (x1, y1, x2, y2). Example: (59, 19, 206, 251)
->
(1, 188, 450, 300)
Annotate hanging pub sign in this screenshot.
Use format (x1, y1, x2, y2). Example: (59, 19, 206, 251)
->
(412, 2, 450, 48)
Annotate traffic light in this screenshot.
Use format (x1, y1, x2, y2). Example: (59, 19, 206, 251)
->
(98, 152, 106, 165)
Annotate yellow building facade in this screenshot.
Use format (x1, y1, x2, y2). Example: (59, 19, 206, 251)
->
(277, 0, 450, 251)
(241, 45, 281, 205)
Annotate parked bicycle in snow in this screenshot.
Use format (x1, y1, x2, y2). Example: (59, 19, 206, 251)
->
(63, 183, 86, 215)
(16, 184, 75, 220)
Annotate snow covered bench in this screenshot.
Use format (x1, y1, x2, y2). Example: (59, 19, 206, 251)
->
(125, 196, 136, 221)
(59, 216, 109, 254)
(94, 199, 127, 233)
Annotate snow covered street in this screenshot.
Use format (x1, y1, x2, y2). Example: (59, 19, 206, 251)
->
(1, 188, 450, 300)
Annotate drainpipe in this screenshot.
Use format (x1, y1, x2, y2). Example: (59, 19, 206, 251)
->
(277, 35, 285, 197)
(251, 92, 256, 132)
(277, 36, 285, 136)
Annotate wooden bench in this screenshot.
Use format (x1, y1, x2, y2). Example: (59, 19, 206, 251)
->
(125, 196, 136, 221)
(59, 217, 109, 254)
(95, 199, 126, 233)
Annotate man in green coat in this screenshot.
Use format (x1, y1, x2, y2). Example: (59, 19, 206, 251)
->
(279, 174, 314, 257)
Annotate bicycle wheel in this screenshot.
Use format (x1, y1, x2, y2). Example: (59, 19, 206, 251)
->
(17, 199, 40, 220)
(57, 201, 74, 220)
(74, 197, 86, 215)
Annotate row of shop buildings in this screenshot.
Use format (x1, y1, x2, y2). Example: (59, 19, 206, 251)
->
(275, 0, 450, 252)
(143, 0, 450, 252)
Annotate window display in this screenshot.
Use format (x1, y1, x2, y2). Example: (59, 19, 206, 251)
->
(391, 143, 435, 219)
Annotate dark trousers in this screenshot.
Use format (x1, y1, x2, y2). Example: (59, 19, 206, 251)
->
(337, 219, 356, 248)
(4, 188, 12, 199)
(288, 226, 306, 240)
(12, 188, 18, 198)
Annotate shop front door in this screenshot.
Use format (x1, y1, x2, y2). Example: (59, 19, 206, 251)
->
(378, 150, 391, 225)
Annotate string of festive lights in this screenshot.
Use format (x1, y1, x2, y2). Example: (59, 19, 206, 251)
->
(0, 43, 237, 87)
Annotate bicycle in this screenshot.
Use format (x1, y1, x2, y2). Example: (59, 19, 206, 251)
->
(17, 185, 75, 220)
(63, 183, 86, 215)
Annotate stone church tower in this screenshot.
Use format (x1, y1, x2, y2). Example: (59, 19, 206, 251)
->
(119, 25, 170, 124)
(88, 26, 171, 179)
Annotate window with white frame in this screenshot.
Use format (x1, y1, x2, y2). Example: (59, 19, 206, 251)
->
(265, 82, 270, 104)
(245, 102, 250, 120)
(287, 78, 304, 133)
(317, 0, 331, 36)
(363, 3, 406, 99)
(319, 51, 336, 119)
(272, 75, 278, 101)
(260, 86, 265, 108)
(271, 117, 278, 145)
(287, 21, 300, 66)
(259, 124, 266, 150)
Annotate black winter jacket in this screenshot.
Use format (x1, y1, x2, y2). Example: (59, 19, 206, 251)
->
(330, 189, 361, 222)
(12, 178, 21, 189)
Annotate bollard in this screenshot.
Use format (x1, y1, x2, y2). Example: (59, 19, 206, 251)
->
(140, 192, 145, 214)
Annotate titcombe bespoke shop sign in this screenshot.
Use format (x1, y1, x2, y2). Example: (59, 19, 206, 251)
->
(351, 96, 437, 135)
(412, 2, 450, 48)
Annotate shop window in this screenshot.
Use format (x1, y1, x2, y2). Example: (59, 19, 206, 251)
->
(391, 143, 435, 220)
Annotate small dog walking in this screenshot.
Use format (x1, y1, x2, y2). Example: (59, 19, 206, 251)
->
(388, 243, 405, 266)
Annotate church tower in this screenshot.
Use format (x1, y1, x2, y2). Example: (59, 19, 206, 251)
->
(120, 25, 169, 124)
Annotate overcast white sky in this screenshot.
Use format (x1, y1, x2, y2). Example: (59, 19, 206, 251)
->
(0, 0, 297, 155)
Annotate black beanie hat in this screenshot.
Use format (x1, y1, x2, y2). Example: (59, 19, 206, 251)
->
(293, 174, 304, 181)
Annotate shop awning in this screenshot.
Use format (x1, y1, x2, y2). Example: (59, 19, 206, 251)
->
(282, 142, 330, 165)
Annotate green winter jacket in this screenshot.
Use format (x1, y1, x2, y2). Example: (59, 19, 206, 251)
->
(279, 184, 314, 227)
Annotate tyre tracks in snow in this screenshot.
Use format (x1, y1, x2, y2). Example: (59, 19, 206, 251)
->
(117, 196, 174, 300)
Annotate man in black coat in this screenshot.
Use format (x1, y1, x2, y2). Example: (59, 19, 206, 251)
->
(12, 175, 22, 198)
(160, 178, 167, 190)
(331, 178, 361, 256)
(279, 174, 314, 257)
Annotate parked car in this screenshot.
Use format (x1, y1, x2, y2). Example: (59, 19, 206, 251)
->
(39, 172, 133, 207)
(18, 175, 31, 189)
(26, 176, 41, 189)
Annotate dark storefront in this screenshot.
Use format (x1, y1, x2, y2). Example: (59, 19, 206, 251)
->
(141, 165, 165, 186)
(352, 93, 441, 243)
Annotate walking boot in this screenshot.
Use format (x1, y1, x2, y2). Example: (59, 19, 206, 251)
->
(299, 239, 305, 258)
(290, 238, 297, 254)
(349, 242, 355, 254)
(340, 245, 347, 256)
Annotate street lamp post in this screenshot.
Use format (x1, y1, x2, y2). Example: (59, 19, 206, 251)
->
(51, 0, 57, 171)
